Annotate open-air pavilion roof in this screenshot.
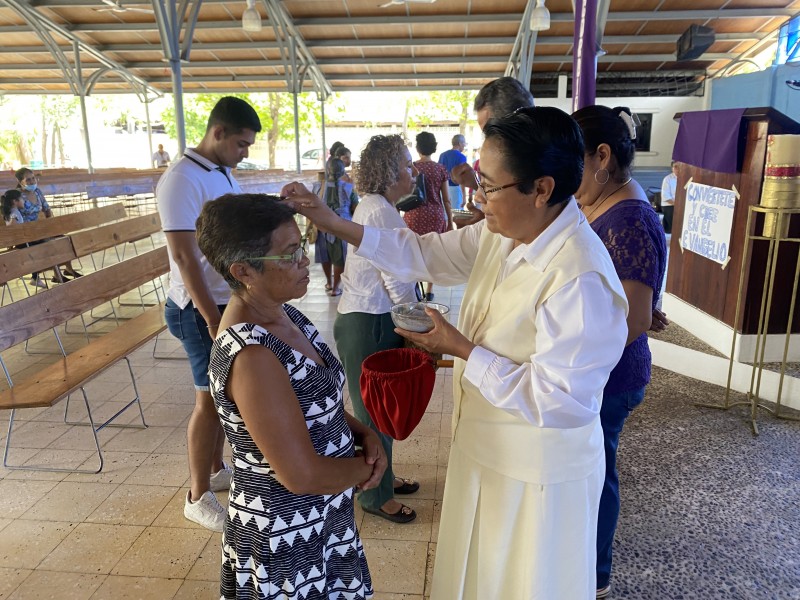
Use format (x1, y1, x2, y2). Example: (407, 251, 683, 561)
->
(0, 0, 797, 99)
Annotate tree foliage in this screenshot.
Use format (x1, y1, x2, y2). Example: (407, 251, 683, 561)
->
(159, 92, 327, 167)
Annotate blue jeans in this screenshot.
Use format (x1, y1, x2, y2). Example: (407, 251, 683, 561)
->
(596, 386, 646, 589)
(164, 299, 226, 391)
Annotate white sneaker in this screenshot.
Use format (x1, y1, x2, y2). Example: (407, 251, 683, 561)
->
(184, 490, 225, 532)
(31, 277, 46, 289)
(210, 462, 233, 492)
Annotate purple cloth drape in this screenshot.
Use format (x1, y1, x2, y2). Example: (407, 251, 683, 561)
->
(672, 109, 747, 173)
(572, 0, 597, 112)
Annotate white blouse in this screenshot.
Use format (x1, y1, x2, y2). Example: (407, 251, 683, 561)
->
(337, 193, 418, 316)
(354, 200, 629, 429)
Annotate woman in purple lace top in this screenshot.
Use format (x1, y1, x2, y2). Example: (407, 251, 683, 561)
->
(572, 105, 667, 599)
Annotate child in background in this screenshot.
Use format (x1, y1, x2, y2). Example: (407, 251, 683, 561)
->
(2, 189, 24, 225)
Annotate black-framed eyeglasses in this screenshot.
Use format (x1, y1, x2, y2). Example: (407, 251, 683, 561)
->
(249, 240, 308, 266)
(472, 170, 522, 197)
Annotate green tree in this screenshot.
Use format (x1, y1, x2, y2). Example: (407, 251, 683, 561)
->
(39, 96, 79, 166)
(159, 92, 325, 168)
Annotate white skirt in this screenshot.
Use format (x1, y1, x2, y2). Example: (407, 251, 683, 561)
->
(430, 441, 604, 600)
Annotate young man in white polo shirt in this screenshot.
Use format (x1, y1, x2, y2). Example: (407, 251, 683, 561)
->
(157, 96, 261, 531)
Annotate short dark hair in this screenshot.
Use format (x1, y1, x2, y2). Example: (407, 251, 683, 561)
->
(1, 188, 22, 220)
(206, 97, 262, 135)
(483, 106, 584, 206)
(196, 194, 296, 291)
(473, 77, 535, 118)
(14, 167, 32, 184)
(416, 132, 437, 156)
(334, 146, 351, 159)
(571, 105, 636, 177)
(330, 141, 345, 157)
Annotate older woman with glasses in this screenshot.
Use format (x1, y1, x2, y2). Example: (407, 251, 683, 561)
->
(197, 193, 384, 600)
(283, 107, 629, 598)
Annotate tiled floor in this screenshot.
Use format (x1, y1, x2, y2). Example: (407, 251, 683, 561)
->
(2, 241, 800, 599)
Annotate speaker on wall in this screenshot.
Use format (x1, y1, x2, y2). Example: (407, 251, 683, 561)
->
(676, 25, 716, 61)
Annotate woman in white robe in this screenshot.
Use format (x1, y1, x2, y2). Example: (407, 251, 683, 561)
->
(282, 106, 629, 599)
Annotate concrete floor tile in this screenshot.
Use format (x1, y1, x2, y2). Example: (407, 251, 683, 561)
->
(173, 579, 218, 600)
(0, 567, 32, 599)
(89, 575, 182, 600)
(103, 425, 175, 453)
(392, 436, 439, 466)
(0, 520, 77, 569)
(7, 570, 105, 600)
(86, 484, 178, 527)
(64, 451, 150, 485)
(184, 535, 221, 582)
(20, 481, 117, 522)
(111, 527, 212, 579)
(360, 538, 427, 596)
(0, 480, 59, 519)
(38, 523, 145, 574)
(123, 452, 189, 487)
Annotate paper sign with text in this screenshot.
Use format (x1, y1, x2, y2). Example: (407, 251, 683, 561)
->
(680, 181, 737, 268)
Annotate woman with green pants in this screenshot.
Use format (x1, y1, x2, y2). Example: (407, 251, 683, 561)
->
(333, 134, 420, 523)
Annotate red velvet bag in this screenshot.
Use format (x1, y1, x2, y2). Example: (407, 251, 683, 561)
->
(359, 348, 436, 440)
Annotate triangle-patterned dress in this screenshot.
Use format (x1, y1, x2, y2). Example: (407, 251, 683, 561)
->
(209, 305, 374, 600)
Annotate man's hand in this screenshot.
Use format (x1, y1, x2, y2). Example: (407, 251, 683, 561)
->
(650, 308, 669, 332)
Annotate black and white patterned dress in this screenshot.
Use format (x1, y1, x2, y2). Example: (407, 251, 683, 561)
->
(209, 305, 374, 600)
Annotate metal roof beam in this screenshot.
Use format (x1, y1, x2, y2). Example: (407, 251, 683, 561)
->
(5, 8, 788, 33)
(0, 30, 764, 54)
(293, 9, 795, 25)
(314, 54, 730, 65)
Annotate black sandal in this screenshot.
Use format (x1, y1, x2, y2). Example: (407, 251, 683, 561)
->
(393, 477, 420, 495)
(363, 504, 417, 524)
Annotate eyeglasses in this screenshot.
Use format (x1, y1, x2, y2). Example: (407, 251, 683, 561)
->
(472, 171, 522, 197)
(250, 242, 308, 266)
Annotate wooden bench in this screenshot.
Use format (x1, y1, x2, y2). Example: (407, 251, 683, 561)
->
(0, 228, 169, 474)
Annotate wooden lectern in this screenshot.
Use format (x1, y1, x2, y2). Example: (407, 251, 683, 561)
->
(667, 107, 800, 336)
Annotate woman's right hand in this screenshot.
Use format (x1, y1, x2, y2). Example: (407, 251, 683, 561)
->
(280, 181, 339, 232)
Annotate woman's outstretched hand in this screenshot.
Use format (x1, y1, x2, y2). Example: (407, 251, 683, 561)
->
(280, 181, 338, 232)
(396, 307, 476, 361)
(355, 428, 387, 491)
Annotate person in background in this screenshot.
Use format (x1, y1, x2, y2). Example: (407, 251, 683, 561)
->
(14, 168, 81, 286)
(661, 160, 679, 235)
(333, 134, 421, 524)
(285, 107, 629, 597)
(407, 131, 452, 301)
(572, 105, 668, 599)
(152, 144, 171, 168)
(2, 189, 24, 225)
(451, 77, 535, 222)
(315, 157, 354, 296)
(157, 96, 261, 531)
(197, 194, 383, 600)
(438, 134, 467, 209)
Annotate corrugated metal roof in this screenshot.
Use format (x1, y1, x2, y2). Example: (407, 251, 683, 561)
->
(0, 0, 796, 96)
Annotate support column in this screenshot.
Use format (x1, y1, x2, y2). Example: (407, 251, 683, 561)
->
(73, 41, 94, 174)
(143, 92, 154, 167)
(572, 0, 598, 112)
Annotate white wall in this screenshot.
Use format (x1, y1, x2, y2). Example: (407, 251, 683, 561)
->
(535, 96, 708, 168)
